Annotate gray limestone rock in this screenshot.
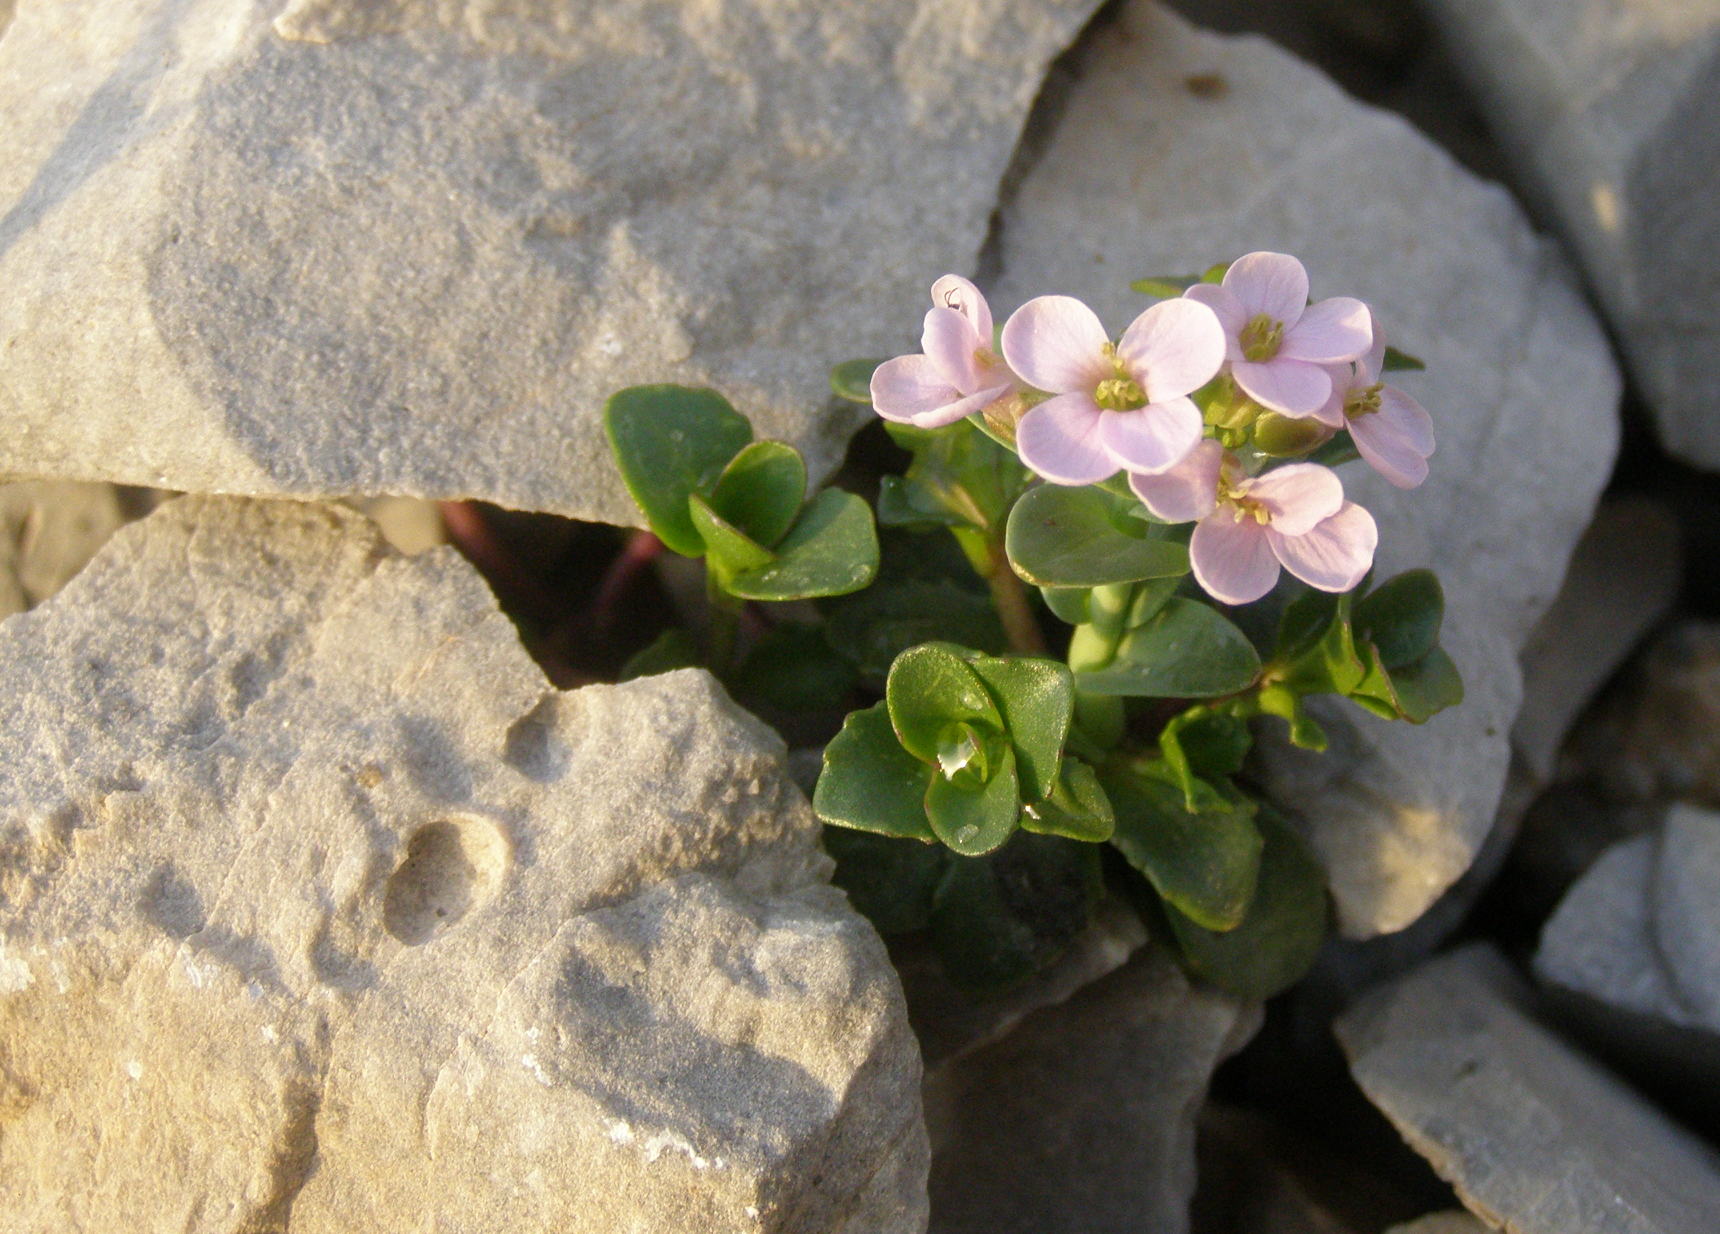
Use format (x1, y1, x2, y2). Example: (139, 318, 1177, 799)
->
(0, 495, 927, 1232)
(992, 1, 1619, 937)
(1337, 945, 1720, 1234)
(0, 0, 1102, 524)
(0, 480, 131, 618)
(923, 945, 1260, 1234)
(1422, 0, 1720, 471)
(1385, 1215, 1491, 1234)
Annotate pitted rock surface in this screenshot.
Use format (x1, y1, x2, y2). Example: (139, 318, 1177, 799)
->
(0, 0, 1101, 524)
(990, 1, 1619, 935)
(0, 496, 927, 1233)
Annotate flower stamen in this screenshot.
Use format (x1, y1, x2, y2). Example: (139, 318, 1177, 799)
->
(1240, 314, 1284, 362)
(1344, 382, 1384, 419)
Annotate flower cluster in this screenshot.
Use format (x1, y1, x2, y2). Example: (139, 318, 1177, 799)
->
(872, 252, 1434, 606)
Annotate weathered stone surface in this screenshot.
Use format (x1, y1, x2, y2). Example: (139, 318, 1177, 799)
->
(0, 0, 1102, 525)
(1337, 945, 1720, 1234)
(992, 0, 1619, 936)
(1385, 1214, 1491, 1234)
(0, 480, 132, 618)
(1536, 803, 1720, 1089)
(0, 496, 927, 1232)
(1422, 0, 1720, 471)
(924, 945, 1259, 1234)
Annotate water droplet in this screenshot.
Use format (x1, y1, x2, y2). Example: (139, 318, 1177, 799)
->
(956, 825, 979, 843)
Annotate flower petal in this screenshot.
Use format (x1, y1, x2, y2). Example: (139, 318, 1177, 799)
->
(1184, 283, 1246, 361)
(1351, 389, 1434, 488)
(1359, 307, 1387, 383)
(1223, 251, 1309, 327)
(871, 354, 960, 423)
(1129, 438, 1222, 522)
(1232, 358, 1333, 415)
(1096, 397, 1202, 474)
(922, 306, 982, 392)
(1306, 364, 1352, 427)
(1118, 298, 1227, 402)
(1001, 295, 1112, 394)
(1247, 462, 1345, 535)
(1269, 502, 1377, 594)
(1279, 296, 1372, 363)
(1016, 393, 1116, 485)
(1191, 511, 1281, 606)
(930, 273, 993, 343)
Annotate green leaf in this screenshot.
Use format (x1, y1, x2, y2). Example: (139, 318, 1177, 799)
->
(726, 489, 879, 600)
(687, 493, 775, 578)
(1077, 599, 1261, 698)
(1304, 432, 1362, 470)
(1273, 589, 1366, 696)
(831, 358, 886, 403)
(1353, 570, 1443, 670)
(823, 576, 1005, 682)
(709, 440, 806, 549)
(1158, 705, 1253, 807)
(1381, 345, 1425, 373)
(882, 418, 1033, 538)
(822, 827, 949, 934)
(604, 385, 752, 557)
(1005, 484, 1191, 587)
(1166, 807, 1328, 999)
(1130, 274, 1202, 298)
(1200, 261, 1231, 284)
(929, 832, 1102, 991)
(814, 703, 937, 841)
(730, 623, 857, 713)
(617, 628, 701, 680)
(886, 643, 1002, 765)
(925, 743, 1021, 855)
(964, 656, 1074, 802)
(1105, 759, 1263, 932)
(1361, 645, 1464, 724)
(1041, 586, 1093, 625)
(1256, 684, 1329, 751)
(1125, 576, 1182, 628)
(1020, 759, 1115, 842)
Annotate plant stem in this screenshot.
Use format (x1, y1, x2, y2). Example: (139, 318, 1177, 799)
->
(705, 568, 744, 677)
(984, 541, 1047, 656)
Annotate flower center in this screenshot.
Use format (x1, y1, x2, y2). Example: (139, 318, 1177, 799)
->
(1240, 314, 1284, 362)
(1344, 383, 1384, 419)
(1093, 342, 1147, 411)
(1217, 460, 1272, 525)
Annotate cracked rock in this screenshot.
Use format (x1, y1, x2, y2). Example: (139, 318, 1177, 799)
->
(0, 495, 927, 1232)
(0, 0, 1100, 525)
(991, 1, 1618, 936)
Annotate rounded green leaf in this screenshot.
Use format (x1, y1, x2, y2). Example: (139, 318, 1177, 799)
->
(814, 702, 936, 841)
(964, 655, 1074, 802)
(1005, 484, 1191, 587)
(1381, 345, 1425, 372)
(604, 385, 752, 557)
(709, 440, 806, 549)
(1166, 807, 1328, 1000)
(886, 643, 1001, 765)
(1076, 599, 1261, 698)
(1020, 759, 1115, 843)
(1104, 760, 1263, 931)
(688, 493, 775, 578)
(1354, 570, 1443, 670)
(1377, 645, 1464, 723)
(925, 743, 1021, 856)
(726, 489, 879, 601)
(830, 358, 886, 404)
(822, 576, 1005, 682)
(1041, 586, 1093, 626)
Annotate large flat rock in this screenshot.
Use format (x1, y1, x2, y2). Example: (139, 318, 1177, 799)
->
(0, 0, 1100, 524)
(991, 1, 1619, 936)
(1423, 0, 1720, 472)
(0, 496, 927, 1232)
(1337, 945, 1720, 1234)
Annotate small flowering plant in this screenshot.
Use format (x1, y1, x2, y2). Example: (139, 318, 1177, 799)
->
(605, 253, 1460, 999)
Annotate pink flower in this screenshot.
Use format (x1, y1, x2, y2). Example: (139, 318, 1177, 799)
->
(1130, 441, 1377, 605)
(871, 274, 1016, 428)
(1318, 311, 1435, 489)
(999, 295, 1225, 484)
(1185, 252, 1372, 418)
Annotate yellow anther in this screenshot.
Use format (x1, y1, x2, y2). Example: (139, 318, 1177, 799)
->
(1240, 314, 1284, 362)
(1094, 377, 1147, 411)
(1345, 383, 1384, 419)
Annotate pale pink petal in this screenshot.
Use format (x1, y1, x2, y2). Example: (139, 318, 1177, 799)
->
(1232, 358, 1333, 416)
(1117, 299, 1227, 402)
(1269, 502, 1377, 594)
(1096, 397, 1203, 474)
(1129, 438, 1222, 522)
(1359, 307, 1387, 383)
(1351, 390, 1434, 489)
(1246, 463, 1345, 535)
(1001, 296, 1112, 394)
(1183, 283, 1246, 361)
(871, 354, 959, 423)
(1224, 252, 1309, 327)
(1279, 296, 1372, 363)
(1307, 364, 1352, 427)
(930, 273, 993, 342)
(922, 306, 981, 392)
(1192, 512, 1281, 606)
(1016, 393, 1116, 485)
(913, 384, 1013, 429)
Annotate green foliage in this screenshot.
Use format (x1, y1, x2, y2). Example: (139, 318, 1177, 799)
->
(823, 827, 947, 934)
(830, 358, 886, 403)
(604, 385, 753, 557)
(1076, 599, 1261, 698)
(1381, 345, 1425, 372)
(814, 702, 938, 841)
(722, 489, 879, 601)
(1005, 484, 1190, 587)
(730, 623, 857, 713)
(617, 628, 701, 681)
